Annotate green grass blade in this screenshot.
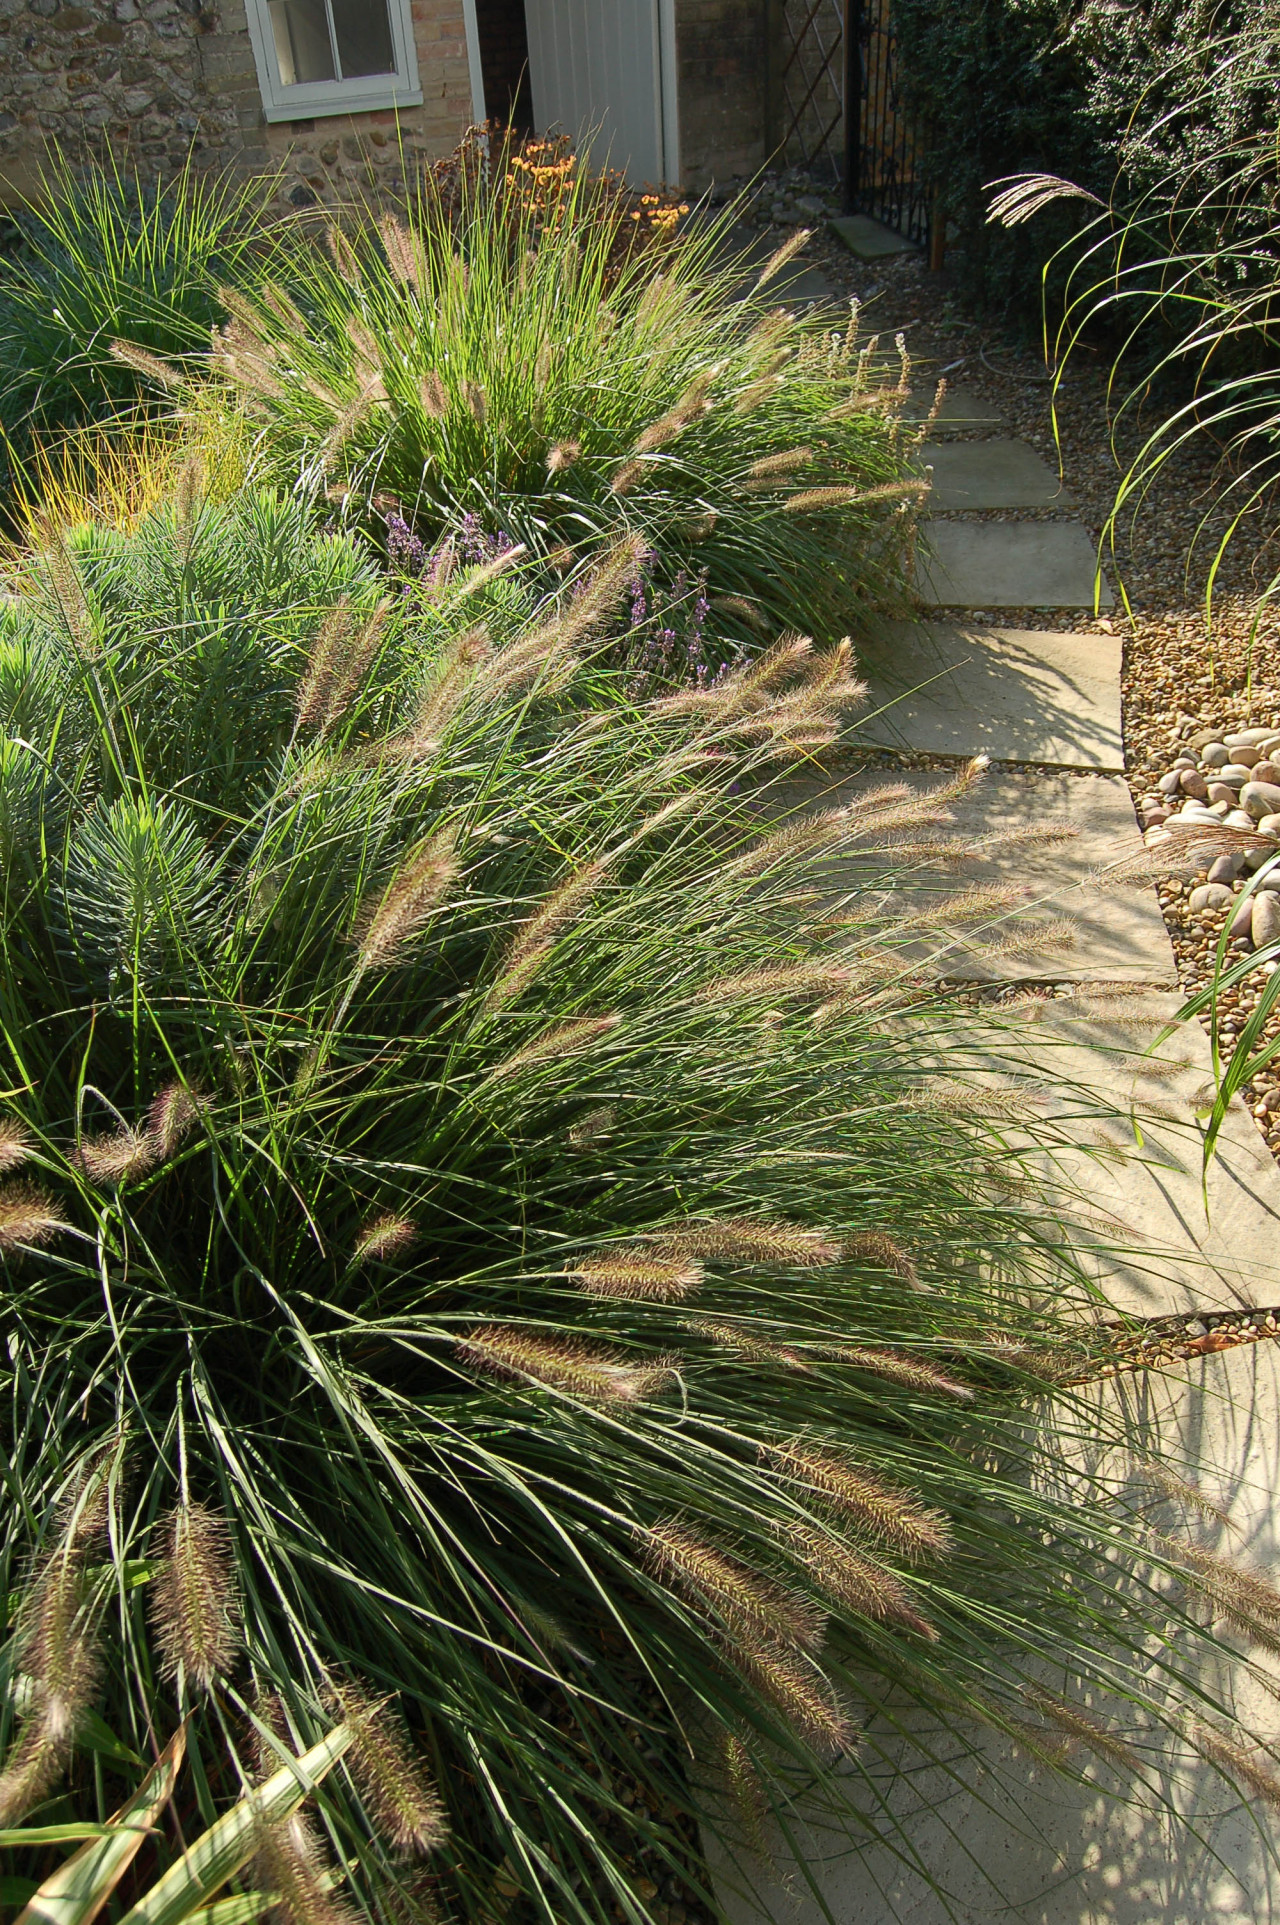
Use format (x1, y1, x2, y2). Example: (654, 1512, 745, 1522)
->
(15, 1726, 185, 1925)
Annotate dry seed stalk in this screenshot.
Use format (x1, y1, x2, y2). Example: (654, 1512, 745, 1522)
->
(1021, 1686, 1142, 1774)
(151, 1503, 240, 1693)
(764, 1442, 953, 1561)
(74, 1127, 155, 1186)
(784, 1524, 938, 1639)
(256, 1813, 356, 1925)
(643, 1520, 826, 1652)
(0, 1118, 32, 1174)
(666, 1216, 845, 1267)
(1195, 1724, 1280, 1812)
(0, 1181, 67, 1251)
(459, 1326, 671, 1403)
(826, 1348, 974, 1400)
(685, 1319, 811, 1370)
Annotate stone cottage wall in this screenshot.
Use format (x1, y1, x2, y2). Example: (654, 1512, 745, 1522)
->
(0, 0, 475, 207)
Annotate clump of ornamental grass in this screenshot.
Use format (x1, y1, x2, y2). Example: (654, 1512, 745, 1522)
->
(0, 148, 266, 510)
(128, 131, 924, 645)
(0, 483, 1269, 1923)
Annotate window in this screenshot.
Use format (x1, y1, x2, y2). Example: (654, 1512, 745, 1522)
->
(244, 0, 423, 121)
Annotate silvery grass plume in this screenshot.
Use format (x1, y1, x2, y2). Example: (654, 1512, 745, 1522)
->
(0, 484, 1270, 1924)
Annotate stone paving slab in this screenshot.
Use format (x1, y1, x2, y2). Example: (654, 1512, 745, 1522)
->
(921, 438, 1075, 510)
(856, 621, 1124, 769)
(705, 1345, 1280, 1925)
(784, 769, 1176, 984)
(918, 520, 1115, 609)
(903, 385, 1005, 433)
(830, 213, 918, 259)
(1006, 992, 1280, 1318)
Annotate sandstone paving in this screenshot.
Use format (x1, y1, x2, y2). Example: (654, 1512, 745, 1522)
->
(917, 520, 1116, 609)
(855, 621, 1124, 769)
(704, 1344, 1280, 1925)
(920, 437, 1075, 510)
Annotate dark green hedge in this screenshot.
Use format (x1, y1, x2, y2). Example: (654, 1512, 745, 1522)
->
(892, 0, 1280, 330)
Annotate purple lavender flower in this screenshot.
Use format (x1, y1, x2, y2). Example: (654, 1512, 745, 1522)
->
(385, 512, 426, 575)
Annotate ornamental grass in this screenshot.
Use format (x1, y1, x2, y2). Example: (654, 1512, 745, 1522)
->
(128, 129, 926, 646)
(0, 484, 1268, 1921)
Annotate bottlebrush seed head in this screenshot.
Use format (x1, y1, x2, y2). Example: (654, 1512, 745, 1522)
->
(150, 1504, 241, 1694)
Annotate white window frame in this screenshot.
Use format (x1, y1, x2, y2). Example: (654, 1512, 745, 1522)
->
(243, 0, 424, 122)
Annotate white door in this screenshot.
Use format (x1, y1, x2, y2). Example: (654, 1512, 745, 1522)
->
(523, 0, 679, 188)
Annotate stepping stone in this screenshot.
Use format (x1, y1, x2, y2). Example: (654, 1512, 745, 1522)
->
(705, 1339, 1280, 1924)
(918, 520, 1115, 609)
(856, 620, 1124, 770)
(921, 437, 1074, 509)
(777, 769, 1175, 986)
(1005, 990, 1280, 1318)
(903, 384, 1005, 434)
(829, 212, 917, 259)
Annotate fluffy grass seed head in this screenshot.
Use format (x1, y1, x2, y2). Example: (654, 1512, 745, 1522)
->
(643, 1520, 827, 1653)
(666, 1216, 846, 1268)
(354, 1213, 419, 1265)
(825, 1348, 975, 1400)
(353, 826, 461, 972)
(784, 1523, 938, 1640)
(764, 1442, 954, 1562)
(255, 1813, 357, 1925)
(568, 1247, 705, 1302)
(1195, 1724, 1280, 1813)
(328, 1680, 449, 1858)
(0, 1117, 32, 1174)
(0, 1181, 68, 1251)
(150, 1503, 241, 1693)
(73, 1127, 156, 1186)
(459, 1326, 672, 1404)
(685, 1319, 812, 1370)
(1020, 1686, 1142, 1776)
(147, 1080, 204, 1161)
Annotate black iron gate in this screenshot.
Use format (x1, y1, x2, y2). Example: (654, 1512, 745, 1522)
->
(773, 0, 932, 251)
(844, 0, 930, 245)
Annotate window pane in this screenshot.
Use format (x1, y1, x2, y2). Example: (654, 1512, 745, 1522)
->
(331, 0, 395, 78)
(268, 0, 336, 85)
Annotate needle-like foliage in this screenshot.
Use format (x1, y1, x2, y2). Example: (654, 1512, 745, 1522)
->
(0, 486, 1265, 1921)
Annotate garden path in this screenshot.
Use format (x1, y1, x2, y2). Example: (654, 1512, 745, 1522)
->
(707, 345, 1280, 1924)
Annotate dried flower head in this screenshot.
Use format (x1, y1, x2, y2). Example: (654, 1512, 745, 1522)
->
(685, 1318, 812, 1370)
(1158, 1534, 1280, 1654)
(379, 215, 420, 287)
(784, 1524, 938, 1639)
(459, 1326, 671, 1403)
(150, 1504, 241, 1694)
(568, 1248, 704, 1302)
(109, 338, 182, 390)
(327, 1680, 449, 1857)
(666, 1217, 845, 1268)
(643, 1520, 826, 1652)
(734, 1639, 854, 1751)
(0, 1182, 68, 1251)
(546, 441, 581, 475)
(1020, 1686, 1141, 1775)
(354, 1213, 419, 1265)
(752, 228, 812, 292)
(353, 826, 461, 972)
(0, 1118, 32, 1174)
(763, 1442, 953, 1561)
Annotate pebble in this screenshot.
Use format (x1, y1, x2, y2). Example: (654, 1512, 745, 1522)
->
(1227, 808, 1259, 830)
(1189, 883, 1235, 911)
(1257, 870, 1280, 891)
(1255, 894, 1280, 946)
(1158, 770, 1182, 794)
(1242, 780, 1280, 819)
(1207, 782, 1238, 804)
(1191, 728, 1225, 751)
(1179, 769, 1210, 799)
(1201, 742, 1230, 767)
(1218, 765, 1252, 785)
(1260, 814, 1280, 837)
(1229, 895, 1256, 941)
(1208, 851, 1246, 882)
(1226, 727, 1276, 747)
(1254, 761, 1280, 785)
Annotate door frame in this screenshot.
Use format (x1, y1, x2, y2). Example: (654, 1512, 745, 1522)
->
(657, 0, 680, 187)
(460, 0, 487, 124)
(467, 1, 680, 185)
